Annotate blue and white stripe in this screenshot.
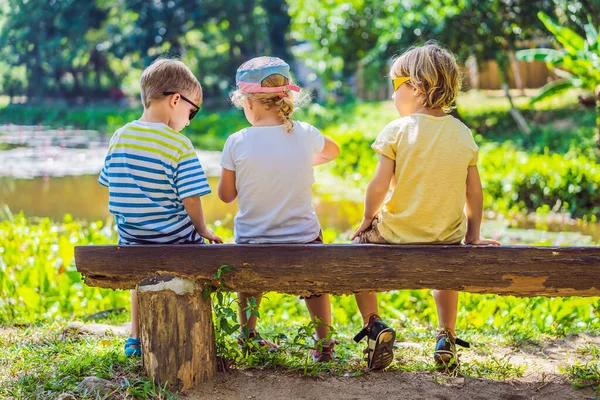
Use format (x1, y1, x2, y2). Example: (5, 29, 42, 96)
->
(98, 120, 210, 244)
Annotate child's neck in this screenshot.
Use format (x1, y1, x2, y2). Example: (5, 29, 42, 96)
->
(140, 106, 170, 126)
(250, 107, 284, 127)
(251, 115, 283, 127)
(412, 106, 446, 117)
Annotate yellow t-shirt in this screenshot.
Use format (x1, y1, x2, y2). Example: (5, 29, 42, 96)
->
(372, 113, 478, 244)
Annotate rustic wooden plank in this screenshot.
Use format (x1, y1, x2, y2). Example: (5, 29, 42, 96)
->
(137, 275, 216, 390)
(74, 244, 600, 297)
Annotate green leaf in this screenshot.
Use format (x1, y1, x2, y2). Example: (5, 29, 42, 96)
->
(228, 324, 240, 334)
(538, 11, 585, 54)
(529, 79, 575, 104)
(221, 265, 233, 273)
(551, 68, 575, 80)
(515, 48, 565, 63)
(219, 317, 230, 331)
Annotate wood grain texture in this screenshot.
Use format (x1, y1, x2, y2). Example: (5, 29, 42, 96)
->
(75, 244, 600, 297)
(137, 275, 216, 390)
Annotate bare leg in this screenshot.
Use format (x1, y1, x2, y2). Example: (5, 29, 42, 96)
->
(238, 292, 263, 334)
(304, 295, 331, 339)
(130, 290, 139, 339)
(433, 290, 458, 334)
(354, 292, 379, 325)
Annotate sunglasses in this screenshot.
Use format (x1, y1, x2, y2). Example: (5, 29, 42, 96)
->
(392, 76, 411, 92)
(163, 91, 200, 120)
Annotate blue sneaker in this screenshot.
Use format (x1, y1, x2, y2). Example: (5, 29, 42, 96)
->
(124, 337, 141, 357)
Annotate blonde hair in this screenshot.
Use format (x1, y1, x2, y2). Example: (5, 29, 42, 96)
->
(390, 41, 461, 113)
(230, 74, 308, 134)
(140, 58, 202, 109)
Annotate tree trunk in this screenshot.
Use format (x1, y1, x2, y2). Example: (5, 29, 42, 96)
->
(137, 275, 216, 391)
(497, 51, 530, 135)
(509, 50, 524, 96)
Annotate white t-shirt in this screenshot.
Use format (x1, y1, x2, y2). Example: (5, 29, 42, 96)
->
(220, 121, 325, 244)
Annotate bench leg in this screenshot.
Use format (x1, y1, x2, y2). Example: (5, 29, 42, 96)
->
(137, 275, 216, 391)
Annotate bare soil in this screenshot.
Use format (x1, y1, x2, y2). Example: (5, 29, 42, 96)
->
(186, 369, 595, 400)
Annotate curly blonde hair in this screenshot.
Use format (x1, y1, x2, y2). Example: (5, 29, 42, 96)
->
(390, 41, 461, 113)
(230, 74, 308, 133)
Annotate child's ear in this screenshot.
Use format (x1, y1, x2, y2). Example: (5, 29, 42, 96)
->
(168, 93, 180, 109)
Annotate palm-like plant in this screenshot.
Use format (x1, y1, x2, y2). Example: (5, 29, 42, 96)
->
(516, 11, 600, 150)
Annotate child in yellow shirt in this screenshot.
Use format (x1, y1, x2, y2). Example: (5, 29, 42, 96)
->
(351, 42, 500, 369)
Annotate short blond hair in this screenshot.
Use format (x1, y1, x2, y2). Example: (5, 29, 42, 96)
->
(391, 42, 460, 113)
(140, 58, 202, 109)
(230, 74, 308, 134)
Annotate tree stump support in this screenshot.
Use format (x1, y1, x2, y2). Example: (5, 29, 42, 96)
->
(137, 274, 216, 391)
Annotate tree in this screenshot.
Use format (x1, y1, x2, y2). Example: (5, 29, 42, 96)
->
(288, 0, 559, 99)
(0, 0, 109, 100)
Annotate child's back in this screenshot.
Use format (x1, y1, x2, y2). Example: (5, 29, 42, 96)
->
(350, 42, 499, 371)
(98, 58, 221, 358)
(218, 56, 340, 363)
(100, 119, 210, 244)
(222, 121, 323, 243)
(373, 114, 477, 244)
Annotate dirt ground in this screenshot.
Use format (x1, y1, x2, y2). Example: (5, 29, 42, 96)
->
(186, 369, 595, 400)
(185, 334, 600, 400)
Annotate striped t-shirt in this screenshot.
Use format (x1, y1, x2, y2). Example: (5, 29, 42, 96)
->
(98, 120, 210, 245)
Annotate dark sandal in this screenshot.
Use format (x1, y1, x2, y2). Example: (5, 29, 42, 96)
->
(354, 315, 396, 370)
(433, 329, 470, 369)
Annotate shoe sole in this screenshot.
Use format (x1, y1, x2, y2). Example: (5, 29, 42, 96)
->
(368, 328, 396, 370)
(434, 351, 459, 371)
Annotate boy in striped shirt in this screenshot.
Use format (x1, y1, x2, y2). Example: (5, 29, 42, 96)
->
(98, 58, 222, 356)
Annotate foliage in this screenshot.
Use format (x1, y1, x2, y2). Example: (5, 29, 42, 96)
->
(516, 11, 600, 104)
(563, 344, 600, 394)
(0, 0, 111, 99)
(0, 0, 291, 100)
(289, 0, 559, 98)
(0, 213, 127, 324)
(0, 0, 593, 102)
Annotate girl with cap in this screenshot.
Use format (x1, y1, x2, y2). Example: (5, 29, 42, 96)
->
(218, 56, 340, 361)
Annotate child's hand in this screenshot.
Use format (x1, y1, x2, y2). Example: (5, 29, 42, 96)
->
(465, 237, 501, 246)
(351, 217, 375, 241)
(199, 228, 223, 244)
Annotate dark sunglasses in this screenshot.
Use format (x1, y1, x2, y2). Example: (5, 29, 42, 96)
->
(163, 91, 200, 120)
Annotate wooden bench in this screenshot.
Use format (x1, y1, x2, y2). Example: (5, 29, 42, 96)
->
(74, 244, 600, 390)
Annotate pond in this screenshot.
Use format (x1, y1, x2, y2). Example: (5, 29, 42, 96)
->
(0, 175, 363, 233)
(2, 174, 599, 246)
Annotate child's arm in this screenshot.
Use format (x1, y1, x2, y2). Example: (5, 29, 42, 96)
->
(351, 155, 395, 240)
(313, 136, 340, 166)
(218, 168, 237, 203)
(465, 166, 500, 245)
(182, 196, 223, 243)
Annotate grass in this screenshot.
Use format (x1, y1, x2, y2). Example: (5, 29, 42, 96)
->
(1, 303, 597, 398)
(0, 319, 174, 399)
